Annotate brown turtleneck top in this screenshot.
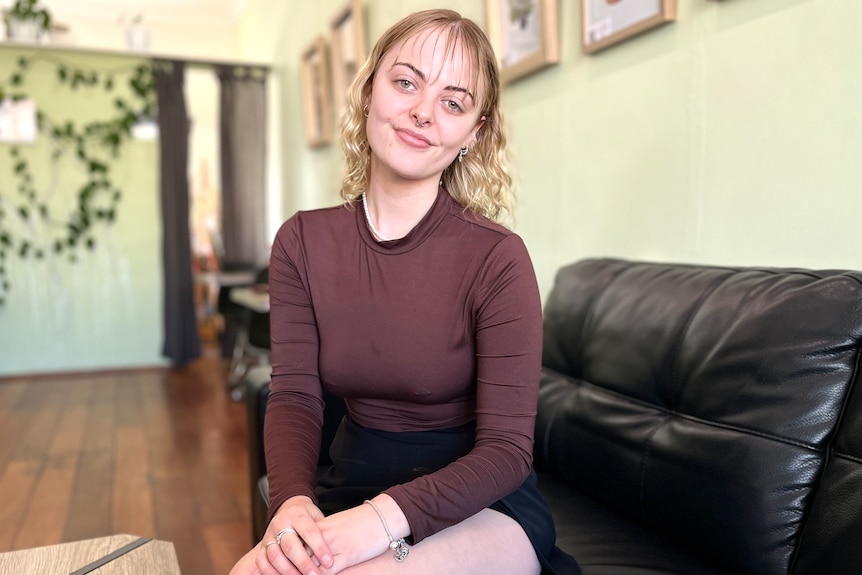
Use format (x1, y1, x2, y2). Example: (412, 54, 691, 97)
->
(263, 188, 543, 543)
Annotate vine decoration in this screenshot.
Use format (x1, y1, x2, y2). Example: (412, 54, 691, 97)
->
(0, 54, 156, 306)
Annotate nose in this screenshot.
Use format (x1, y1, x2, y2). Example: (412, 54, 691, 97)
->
(412, 112, 430, 128)
(411, 103, 431, 128)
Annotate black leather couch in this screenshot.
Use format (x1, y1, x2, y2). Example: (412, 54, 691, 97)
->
(246, 258, 862, 574)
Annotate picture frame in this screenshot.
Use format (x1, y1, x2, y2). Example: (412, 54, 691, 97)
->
(330, 0, 367, 116)
(582, 0, 676, 54)
(485, 0, 560, 85)
(301, 36, 333, 148)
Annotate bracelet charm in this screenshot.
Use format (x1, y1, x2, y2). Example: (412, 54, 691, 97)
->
(364, 499, 410, 562)
(389, 537, 409, 562)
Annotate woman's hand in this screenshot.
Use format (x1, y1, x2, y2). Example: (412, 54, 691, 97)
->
(251, 496, 335, 575)
(314, 496, 407, 574)
(230, 495, 408, 575)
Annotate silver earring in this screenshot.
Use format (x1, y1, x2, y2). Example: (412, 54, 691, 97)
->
(458, 145, 468, 163)
(363, 105, 369, 118)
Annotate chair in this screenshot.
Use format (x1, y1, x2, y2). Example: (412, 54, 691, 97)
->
(216, 260, 259, 358)
(226, 265, 270, 399)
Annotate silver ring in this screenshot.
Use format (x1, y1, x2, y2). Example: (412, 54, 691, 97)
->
(264, 540, 279, 550)
(275, 528, 297, 545)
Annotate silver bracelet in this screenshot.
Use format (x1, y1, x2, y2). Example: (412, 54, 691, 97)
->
(364, 499, 409, 562)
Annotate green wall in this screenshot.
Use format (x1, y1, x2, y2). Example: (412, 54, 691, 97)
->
(4, 0, 858, 374)
(261, 0, 862, 302)
(0, 47, 165, 376)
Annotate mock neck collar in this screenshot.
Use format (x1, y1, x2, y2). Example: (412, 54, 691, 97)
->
(355, 186, 452, 254)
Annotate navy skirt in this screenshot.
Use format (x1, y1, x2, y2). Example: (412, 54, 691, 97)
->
(314, 416, 581, 575)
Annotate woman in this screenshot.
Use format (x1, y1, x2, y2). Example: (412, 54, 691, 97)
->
(231, 9, 579, 575)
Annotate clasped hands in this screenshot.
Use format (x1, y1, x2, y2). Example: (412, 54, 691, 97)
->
(231, 495, 393, 575)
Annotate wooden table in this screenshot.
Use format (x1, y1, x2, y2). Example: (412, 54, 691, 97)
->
(194, 269, 257, 288)
(0, 534, 181, 575)
(229, 284, 270, 313)
(194, 269, 258, 326)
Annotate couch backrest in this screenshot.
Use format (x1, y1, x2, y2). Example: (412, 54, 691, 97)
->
(537, 259, 862, 575)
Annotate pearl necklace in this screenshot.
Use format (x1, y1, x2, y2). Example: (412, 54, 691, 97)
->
(361, 193, 388, 242)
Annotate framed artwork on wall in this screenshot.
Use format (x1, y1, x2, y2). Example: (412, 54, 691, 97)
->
(485, 0, 560, 85)
(301, 36, 333, 148)
(582, 0, 676, 54)
(330, 0, 367, 116)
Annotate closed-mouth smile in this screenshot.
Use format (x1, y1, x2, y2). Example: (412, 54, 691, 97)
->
(395, 128, 432, 148)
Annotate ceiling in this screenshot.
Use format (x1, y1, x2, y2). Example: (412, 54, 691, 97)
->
(35, 0, 248, 27)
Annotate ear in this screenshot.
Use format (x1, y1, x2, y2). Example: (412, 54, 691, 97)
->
(362, 80, 374, 108)
(464, 115, 486, 148)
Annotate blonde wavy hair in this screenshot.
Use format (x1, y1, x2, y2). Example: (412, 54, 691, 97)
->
(340, 9, 513, 223)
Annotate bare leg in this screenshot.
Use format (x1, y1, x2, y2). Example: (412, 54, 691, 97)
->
(333, 508, 541, 575)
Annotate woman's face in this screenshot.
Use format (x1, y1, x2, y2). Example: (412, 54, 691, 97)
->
(365, 27, 484, 187)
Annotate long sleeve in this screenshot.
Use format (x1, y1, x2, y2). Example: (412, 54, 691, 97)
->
(263, 216, 326, 520)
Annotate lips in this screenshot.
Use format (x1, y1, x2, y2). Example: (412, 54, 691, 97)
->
(395, 127, 432, 148)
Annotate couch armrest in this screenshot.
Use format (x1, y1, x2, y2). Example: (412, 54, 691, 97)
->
(245, 364, 272, 478)
(244, 364, 272, 543)
(534, 368, 577, 472)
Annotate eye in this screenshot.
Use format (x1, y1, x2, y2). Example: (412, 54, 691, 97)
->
(445, 100, 463, 112)
(397, 79, 413, 90)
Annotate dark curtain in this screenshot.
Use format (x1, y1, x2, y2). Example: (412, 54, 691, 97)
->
(216, 66, 268, 267)
(155, 60, 201, 365)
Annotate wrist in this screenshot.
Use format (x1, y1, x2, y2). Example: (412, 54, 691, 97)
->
(368, 494, 409, 540)
(364, 496, 410, 562)
(273, 494, 315, 517)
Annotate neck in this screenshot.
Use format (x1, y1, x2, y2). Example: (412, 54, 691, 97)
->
(363, 184, 439, 241)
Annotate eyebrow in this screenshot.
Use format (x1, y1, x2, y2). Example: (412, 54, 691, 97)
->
(393, 61, 475, 102)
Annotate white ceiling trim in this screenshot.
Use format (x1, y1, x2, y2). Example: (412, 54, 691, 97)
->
(35, 0, 248, 28)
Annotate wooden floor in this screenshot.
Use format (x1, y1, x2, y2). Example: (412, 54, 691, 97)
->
(0, 351, 253, 574)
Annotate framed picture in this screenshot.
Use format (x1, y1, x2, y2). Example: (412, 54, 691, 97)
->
(582, 0, 676, 54)
(330, 0, 367, 115)
(485, 0, 560, 85)
(301, 36, 333, 147)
